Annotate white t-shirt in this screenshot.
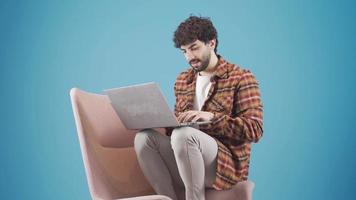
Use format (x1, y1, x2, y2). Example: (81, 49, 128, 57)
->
(193, 72, 213, 110)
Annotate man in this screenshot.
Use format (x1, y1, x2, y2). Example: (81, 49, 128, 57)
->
(134, 16, 263, 200)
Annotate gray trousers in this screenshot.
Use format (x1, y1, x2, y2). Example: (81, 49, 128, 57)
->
(134, 126, 218, 200)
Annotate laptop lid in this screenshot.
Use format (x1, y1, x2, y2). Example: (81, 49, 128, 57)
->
(103, 82, 180, 129)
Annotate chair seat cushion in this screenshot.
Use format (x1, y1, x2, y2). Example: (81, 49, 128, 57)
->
(118, 195, 172, 200)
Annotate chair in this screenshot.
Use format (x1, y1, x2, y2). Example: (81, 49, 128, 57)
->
(70, 88, 255, 200)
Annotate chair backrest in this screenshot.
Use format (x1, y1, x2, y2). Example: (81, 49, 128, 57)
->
(70, 88, 155, 199)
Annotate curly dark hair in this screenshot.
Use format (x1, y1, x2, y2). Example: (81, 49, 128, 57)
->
(173, 15, 218, 53)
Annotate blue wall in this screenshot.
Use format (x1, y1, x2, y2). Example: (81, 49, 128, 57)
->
(1, 0, 355, 199)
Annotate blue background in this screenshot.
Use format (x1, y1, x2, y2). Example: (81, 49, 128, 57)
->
(1, 0, 355, 199)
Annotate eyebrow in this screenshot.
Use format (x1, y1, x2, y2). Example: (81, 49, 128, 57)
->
(181, 43, 198, 51)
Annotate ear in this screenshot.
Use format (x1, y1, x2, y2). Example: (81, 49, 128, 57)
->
(208, 39, 216, 50)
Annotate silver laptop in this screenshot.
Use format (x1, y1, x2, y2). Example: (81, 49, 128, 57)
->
(103, 82, 211, 130)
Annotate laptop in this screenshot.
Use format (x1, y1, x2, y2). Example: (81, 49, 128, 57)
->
(103, 82, 211, 130)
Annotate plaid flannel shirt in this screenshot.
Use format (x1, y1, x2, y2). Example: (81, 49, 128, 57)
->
(166, 56, 263, 190)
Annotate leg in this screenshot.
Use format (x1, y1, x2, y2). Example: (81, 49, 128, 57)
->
(170, 127, 218, 200)
(134, 129, 184, 200)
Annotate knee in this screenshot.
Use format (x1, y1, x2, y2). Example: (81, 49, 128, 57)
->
(170, 127, 197, 150)
(134, 129, 156, 151)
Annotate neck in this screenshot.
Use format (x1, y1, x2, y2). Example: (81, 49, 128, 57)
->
(200, 53, 218, 76)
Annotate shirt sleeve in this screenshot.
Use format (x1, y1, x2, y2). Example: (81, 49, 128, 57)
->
(201, 71, 263, 143)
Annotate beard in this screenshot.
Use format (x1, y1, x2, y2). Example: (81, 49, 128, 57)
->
(189, 51, 211, 72)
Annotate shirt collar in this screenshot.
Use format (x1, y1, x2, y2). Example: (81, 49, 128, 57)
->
(186, 55, 229, 83)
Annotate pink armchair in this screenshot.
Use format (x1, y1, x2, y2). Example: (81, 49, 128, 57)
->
(70, 88, 255, 200)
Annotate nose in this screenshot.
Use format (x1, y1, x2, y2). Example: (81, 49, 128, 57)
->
(184, 50, 194, 61)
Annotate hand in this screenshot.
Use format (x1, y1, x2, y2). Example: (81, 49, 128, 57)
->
(177, 111, 214, 123)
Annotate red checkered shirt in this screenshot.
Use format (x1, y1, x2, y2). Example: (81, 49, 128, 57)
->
(167, 56, 263, 190)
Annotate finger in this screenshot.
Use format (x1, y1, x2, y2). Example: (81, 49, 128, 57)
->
(183, 111, 199, 122)
(178, 111, 193, 122)
(181, 112, 193, 122)
(181, 111, 193, 122)
(187, 112, 199, 122)
(191, 114, 202, 122)
(177, 112, 189, 122)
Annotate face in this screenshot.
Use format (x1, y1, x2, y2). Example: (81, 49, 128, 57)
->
(180, 40, 214, 72)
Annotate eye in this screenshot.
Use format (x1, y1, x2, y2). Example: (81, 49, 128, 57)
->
(191, 46, 199, 51)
